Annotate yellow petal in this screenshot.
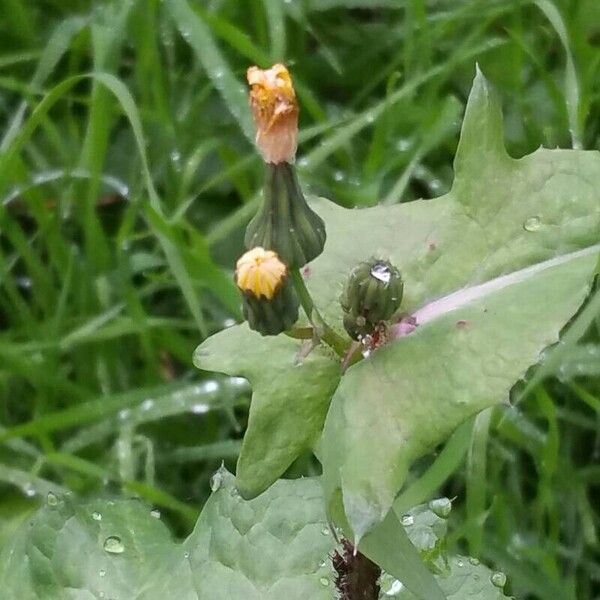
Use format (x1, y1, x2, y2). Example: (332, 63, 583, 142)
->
(236, 247, 287, 299)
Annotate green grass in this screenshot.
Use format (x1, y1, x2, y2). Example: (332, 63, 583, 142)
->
(0, 0, 599, 598)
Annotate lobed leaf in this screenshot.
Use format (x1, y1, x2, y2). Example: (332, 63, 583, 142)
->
(316, 68, 600, 538)
(194, 325, 341, 498)
(0, 471, 336, 599)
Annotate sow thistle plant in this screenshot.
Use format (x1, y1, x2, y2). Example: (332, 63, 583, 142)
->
(3, 64, 599, 600)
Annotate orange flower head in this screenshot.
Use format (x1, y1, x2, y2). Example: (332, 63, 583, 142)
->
(236, 247, 287, 300)
(247, 64, 298, 164)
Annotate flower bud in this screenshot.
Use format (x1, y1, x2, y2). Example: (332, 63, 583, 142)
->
(247, 64, 298, 164)
(235, 247, 299, 336)
(245, 162, 326, 269)
(340, 258, 404, 340)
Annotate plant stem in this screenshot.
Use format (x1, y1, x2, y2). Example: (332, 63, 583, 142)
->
(290, 269, 348, 357)
(333, 539, 381, 600)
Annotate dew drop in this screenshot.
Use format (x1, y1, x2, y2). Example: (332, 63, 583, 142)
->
(469, 557, 480, 566)
(490, 571, 507, 588)
(118, 409, 130, 421)
(150, 509, 161, 519)
(457, 559, 465, 567)
(103, 536, 125, 554)
(523, 216, 541, 232)
(46, 492, 59, 507)
(370, 262, 392, 284)
(191, 403, 209, 414)
(428, 497, 452, 519)
(184, 551, 190, 559)
(210, 470, 223, 492)
(92, 511, 102, 521)
(99, 569, 106, 577)
(204, 380, 219, 393)
(396, 138, 410, 152)
(23, 483, 36, 497)
(401, 514, 414, 527)
(319, 577, 329, 587)
(380, 574, 404, 596)
(321, 527, 330, 536)
(141, 399, 154, 411)
(333, 170, 345, 182)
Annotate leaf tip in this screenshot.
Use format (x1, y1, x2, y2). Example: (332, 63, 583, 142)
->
(453, 66, 509, 189)
(343, 490, 386, 545)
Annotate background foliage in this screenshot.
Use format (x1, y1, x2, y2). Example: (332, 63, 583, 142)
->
(0, 1, 599, 599)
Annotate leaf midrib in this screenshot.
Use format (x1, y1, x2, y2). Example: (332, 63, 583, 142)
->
(412, 243, 600, 326)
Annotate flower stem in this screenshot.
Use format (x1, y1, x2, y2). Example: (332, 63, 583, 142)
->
(290, 269, 348, 357)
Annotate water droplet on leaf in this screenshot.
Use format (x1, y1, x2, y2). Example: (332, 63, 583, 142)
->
(99, 569, 106, 577)
(92, 511, 102, 521)
(428, 497, 452, 518)
(370, 262, 392, 284)
(319, 577, 329, 587)
(469, 557, 480, 566)
(210, 470, 223, 492)
(150, 509, 161, 519)
(401, 514, 414, 527)
(46, 492, 58, 506)
(523, 216, 541, 231)
(491, 571, 507, 588)
(380, 574, 404, 596)
(103, 536, 125, 554)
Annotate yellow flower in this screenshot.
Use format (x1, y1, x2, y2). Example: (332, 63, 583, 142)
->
(236, 247, 287, 300)
(247, 64, 298, 164)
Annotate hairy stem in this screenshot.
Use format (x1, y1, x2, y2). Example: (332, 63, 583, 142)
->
(333, 539, 381, 600)
(290, 269, 348, 357)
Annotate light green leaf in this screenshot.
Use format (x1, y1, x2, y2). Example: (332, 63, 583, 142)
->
(0, 494, 194, 600)
(378, 502, 510, 600)
(184, 468, 336, 599)
(317, 68, 600, 539)
(382, 556, 510, 600)
(0, 472, 336, 600)
(194, 325, 341, 498)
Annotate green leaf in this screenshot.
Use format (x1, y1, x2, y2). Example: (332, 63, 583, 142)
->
(0, 494, 193, 600)
(166, 0, 254, 141)
(0, 471, 336, 599)
(317, 68, 600, 539)
(377, 502, 510, 600)
(381, 556, 510, 600)
(194, 325, 341, 498)
(185, 468, 336, 599)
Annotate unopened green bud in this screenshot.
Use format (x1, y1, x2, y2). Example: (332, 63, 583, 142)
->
(245, 162, 326, 269)
(340, 258, 404, 340)
(236, 247, 299, 336)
